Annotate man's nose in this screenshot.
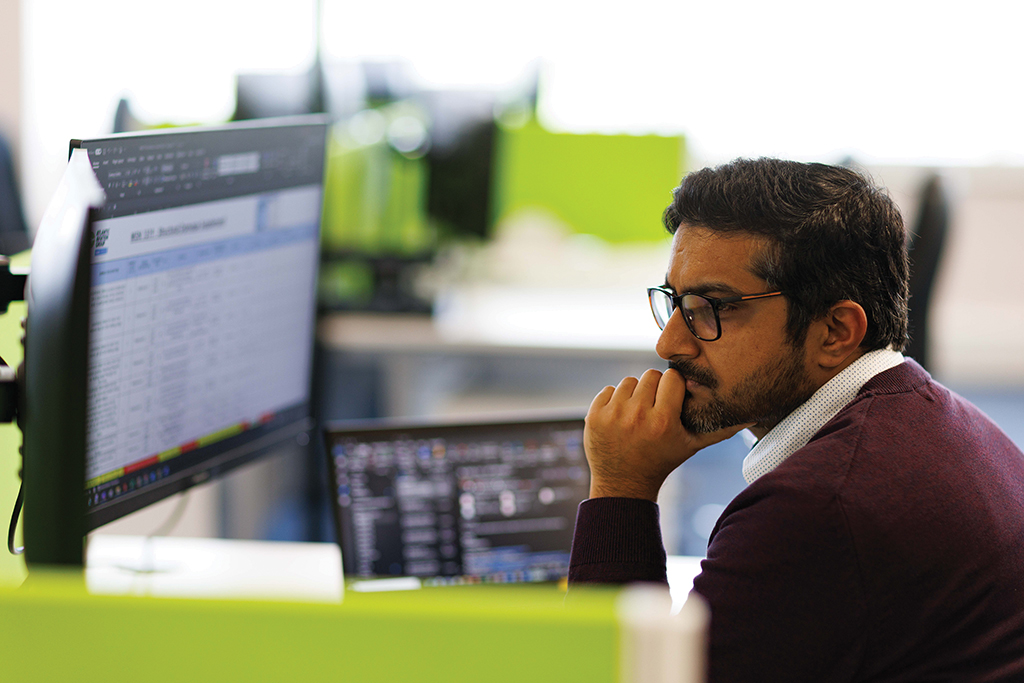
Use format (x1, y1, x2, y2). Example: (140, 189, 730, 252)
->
(655, 308, 701, 361)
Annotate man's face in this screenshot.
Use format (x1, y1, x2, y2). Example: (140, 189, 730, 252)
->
(656, 225, 817, 435)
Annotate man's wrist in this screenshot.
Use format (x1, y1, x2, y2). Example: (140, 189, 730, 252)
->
(589, 478, 661, 503)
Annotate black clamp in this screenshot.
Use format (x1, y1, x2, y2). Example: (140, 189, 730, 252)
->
(0, 255, 27, 317)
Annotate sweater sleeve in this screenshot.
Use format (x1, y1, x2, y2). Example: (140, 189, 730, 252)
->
(567, 497, 668, 584)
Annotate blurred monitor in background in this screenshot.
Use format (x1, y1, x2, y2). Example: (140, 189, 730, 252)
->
(232, 60, 685, 313)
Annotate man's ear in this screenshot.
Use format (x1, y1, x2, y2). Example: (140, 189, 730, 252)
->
(811, 300, 868, 369)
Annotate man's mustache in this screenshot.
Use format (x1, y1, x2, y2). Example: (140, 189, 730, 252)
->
(668, 359, 718, 390)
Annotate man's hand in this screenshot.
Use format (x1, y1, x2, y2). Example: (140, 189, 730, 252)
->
(585, 368, 751, 502)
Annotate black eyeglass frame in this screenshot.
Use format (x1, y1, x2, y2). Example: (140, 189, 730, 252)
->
(647, 286, 787, 341)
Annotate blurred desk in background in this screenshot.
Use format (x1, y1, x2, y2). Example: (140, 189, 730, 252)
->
(316, 285, 663, 419)
(320, 284, 664, 352)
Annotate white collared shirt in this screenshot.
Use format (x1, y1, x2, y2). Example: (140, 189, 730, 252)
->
(742, 348, 905, 484)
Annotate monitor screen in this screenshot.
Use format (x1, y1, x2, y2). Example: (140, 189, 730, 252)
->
(76, 119, 327, 529)
(325, 415, 588, 585)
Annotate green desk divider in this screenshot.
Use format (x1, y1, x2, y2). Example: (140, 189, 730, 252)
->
(493, 120, 686, 243)
(0, 573, 619, 683)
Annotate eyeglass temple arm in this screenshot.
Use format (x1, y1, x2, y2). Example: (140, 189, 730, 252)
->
(728, 290, 784, 303)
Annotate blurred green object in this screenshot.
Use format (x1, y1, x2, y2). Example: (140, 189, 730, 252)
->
(1, 573, 620, 682)
(317, 109, 685, 310)
(318, 104, 435, 312)
(320, 105, 433, 258)
(318, 259, 376, 309)
(493, 119, 686, 243)
(0, 250, 29, 588)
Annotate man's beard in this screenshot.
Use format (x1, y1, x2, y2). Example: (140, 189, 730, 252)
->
(670, 350, 817, 434)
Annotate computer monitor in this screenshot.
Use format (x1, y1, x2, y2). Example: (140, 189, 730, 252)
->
(324, 415, 588, 585)
(21, 118, 327, 565)
(21, 147, 102, 566)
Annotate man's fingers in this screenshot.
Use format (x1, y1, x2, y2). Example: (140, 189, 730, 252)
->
(610, 375, 640, 403)
(655, 368, 686, 413)
(631, 369, 664, 407)
(589, 384, 615, 411)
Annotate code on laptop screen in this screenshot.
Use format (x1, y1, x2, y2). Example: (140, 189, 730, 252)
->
(326, 417, 588, 585)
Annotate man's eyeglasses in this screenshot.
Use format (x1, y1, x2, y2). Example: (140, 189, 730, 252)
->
(647, 286, 787, 341)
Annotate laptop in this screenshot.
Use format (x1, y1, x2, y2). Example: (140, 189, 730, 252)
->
(324, 414, 588, 586)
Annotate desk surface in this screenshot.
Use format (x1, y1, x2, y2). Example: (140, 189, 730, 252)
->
(85, 535, 703, 610)
(86, 535, 344, 603)
(319, 285, 662, 357)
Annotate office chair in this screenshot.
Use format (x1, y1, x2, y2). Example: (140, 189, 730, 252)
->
(905, 173, 950, 371)
(0, 131, 31, 255)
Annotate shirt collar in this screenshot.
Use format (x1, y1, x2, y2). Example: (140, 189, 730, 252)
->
(741, 348, 905, 484)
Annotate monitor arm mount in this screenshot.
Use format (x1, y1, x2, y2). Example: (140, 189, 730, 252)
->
(0, 256, 30, 554)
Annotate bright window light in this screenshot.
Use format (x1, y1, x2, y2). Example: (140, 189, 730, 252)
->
(20, 0, 1024, 226)
(322, 0, 1024, 166)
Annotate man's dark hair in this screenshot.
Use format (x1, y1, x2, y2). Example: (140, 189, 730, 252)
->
(663, 158, 909, 351)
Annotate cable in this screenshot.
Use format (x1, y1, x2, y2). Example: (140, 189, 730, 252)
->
(8, 481, 23, 555)
(126, 491, 192, 576)
(148, 489, 191, 539)
(6, 484, 190, 559)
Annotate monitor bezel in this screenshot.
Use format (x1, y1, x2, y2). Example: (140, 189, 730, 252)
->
(75, 116, 327, 532)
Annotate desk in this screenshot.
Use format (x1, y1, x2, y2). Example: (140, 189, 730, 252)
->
(84, 535, 704, 611)
(85, 535, 343, 603)
(321, 285, 662, 353)
(316, 286, 663, 421)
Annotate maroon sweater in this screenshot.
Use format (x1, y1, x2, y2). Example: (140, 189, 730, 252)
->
(569, 361, 1024, 682)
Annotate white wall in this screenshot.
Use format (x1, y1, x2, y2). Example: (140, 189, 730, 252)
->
(912, 168, 1024, 387)
(19, 0, 1024, 233)
(0, 0, 20, 158)
(791, 165, 1022, 388)
(19, 0, 317, 233)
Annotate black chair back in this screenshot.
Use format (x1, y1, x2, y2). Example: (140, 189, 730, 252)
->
(905, 174, 950, 370)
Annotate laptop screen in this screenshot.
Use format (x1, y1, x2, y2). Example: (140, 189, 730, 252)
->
(325, 415, 588, 585)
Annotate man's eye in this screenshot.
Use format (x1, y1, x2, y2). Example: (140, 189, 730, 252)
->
(717, 303, 740, 314)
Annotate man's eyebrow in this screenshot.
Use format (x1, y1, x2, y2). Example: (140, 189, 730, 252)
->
(666, 280, 744, 297)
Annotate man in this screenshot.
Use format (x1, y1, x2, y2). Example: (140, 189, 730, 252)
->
(568, 158, 1024, 682)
